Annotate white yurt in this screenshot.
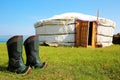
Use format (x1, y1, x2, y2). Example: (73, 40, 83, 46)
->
(34, 12, 115, 48)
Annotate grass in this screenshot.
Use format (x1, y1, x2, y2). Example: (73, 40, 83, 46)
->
(0, 43, 120, 80)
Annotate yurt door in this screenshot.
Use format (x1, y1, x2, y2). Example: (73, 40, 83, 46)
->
(75, 20, 89, 47)
(80, 21, 89, 47)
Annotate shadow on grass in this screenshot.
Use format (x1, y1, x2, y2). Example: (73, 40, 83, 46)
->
(0, 64, 8, 73)
(0, 65, 7, 72)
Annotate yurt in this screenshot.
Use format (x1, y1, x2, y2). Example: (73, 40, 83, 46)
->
(34, 12, 115, 48)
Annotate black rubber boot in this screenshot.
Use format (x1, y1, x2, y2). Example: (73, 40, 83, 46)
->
(24, 35, 47, 69)
(7, 35, 32, 75)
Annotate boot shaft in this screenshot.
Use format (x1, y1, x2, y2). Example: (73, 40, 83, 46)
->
(24, 35, 39, 56)
(7, 35, 23, 61)
(24, 35, 41, 67)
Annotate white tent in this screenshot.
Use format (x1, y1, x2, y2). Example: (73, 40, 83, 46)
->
(34, 12, 115, 47)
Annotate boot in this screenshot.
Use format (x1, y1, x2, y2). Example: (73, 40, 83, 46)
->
(7, 35, 32, 75)
(24, 35, 47, 69)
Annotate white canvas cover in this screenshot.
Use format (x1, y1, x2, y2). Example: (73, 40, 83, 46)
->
(35, 19, 75, 46)
(97, 18, 115, 47)
(38, 34, 75, 46)
(34, 12, 115, 47)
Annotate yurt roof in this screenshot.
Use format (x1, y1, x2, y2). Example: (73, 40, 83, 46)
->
(48, 12, 96, 20)
(35, 12, 115, 28)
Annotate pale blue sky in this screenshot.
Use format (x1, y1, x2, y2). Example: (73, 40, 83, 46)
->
(0, 0, 120, 35)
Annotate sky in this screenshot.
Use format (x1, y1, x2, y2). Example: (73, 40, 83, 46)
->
(0, 0, 120, 35)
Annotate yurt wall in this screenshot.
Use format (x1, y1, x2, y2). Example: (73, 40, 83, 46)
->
(96, 18, 115, 47)
(35, 19, 76, 46)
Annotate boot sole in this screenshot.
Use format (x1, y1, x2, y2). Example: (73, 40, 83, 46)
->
(44, 62, 48, 68)
(29, 62, 48, 69)
(22, 67, 32, 76)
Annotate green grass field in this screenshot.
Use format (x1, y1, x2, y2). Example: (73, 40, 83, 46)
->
(0, 43, 120, 80)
